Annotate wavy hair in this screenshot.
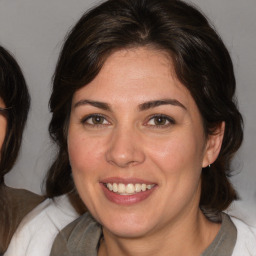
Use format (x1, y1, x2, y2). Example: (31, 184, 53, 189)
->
(0, 46, 30, 179)
(0, 46, 30, 248)
(46, 0, 243, 214)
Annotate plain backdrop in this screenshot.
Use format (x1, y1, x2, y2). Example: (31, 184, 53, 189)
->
(1, 0, 255, 219)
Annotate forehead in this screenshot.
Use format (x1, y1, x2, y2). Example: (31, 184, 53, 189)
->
(72, 47, 193, 106)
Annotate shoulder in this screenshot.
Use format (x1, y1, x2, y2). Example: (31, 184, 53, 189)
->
(50, 212, 102, 256)
(4, 186, 44, 231)
(5, 186, 44, 216)
(230, 215, 256, 256)
(54, 212, 100, 242)
(4, 194, 80, 256)
(1, 186, 44, 254)
(16, 194, 79, 230)
(5, 186, 43, 202)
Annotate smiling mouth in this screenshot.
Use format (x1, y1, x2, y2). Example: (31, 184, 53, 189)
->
(104, 183, 155, 195)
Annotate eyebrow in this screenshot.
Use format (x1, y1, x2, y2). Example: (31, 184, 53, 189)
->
(74, 98, 186, 112)
(74, 99, 111, 111)
(138, 99, 186, 111)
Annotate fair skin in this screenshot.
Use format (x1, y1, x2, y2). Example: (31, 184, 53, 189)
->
(68, 47, 224, 256)
(0, 97, 7, 152)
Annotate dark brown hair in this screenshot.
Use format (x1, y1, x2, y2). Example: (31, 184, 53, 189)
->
(0, 46, 30, 249)
(46, 0, 243, 214)
(0, 46, 30, 181)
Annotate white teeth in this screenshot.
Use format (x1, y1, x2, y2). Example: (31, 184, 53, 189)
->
(105, 183, 155, 195)
(135, 184, 141, 193)
(107, 183, 113, 191)
(113, 183, 118, 192)
(118, 183, 126, 193)
(126, 184, 134, 194)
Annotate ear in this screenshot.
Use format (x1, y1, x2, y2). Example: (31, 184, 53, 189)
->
(202, 122, 225, 168)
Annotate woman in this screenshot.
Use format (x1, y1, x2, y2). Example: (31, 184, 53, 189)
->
(46, 0, 254, 255)
(0, 46, 44, 254)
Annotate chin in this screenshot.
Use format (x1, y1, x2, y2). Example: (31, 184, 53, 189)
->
(96, 209, 157, 238)
(104, 221, 154, 238)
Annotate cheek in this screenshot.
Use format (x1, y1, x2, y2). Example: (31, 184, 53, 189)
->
(68, 133, 103, 175)
(67, 130, 105, 206)
(131, 133, 204, 222)
(146, 131, 205, 178)
(0, 115, 7, 151)
(147, 132, 205, 209)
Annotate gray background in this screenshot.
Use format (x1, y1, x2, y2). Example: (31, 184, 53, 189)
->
(1, 0, 255, 218)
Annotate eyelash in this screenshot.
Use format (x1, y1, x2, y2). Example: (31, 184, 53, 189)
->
(145, 114, 175, 128)
(81, 114, 111, 127)
(80, 114, 175, 128)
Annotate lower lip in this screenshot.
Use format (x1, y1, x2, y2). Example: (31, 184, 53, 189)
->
(101, 183, 157, 206)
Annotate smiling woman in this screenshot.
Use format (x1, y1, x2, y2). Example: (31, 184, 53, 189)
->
(45, 0, 255, 255)
(67, 47, 221, 240)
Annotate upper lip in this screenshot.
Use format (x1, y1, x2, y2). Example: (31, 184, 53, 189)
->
(100, 177, 156, 185)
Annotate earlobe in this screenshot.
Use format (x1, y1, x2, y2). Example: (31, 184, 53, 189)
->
(202, 122, 225, 168)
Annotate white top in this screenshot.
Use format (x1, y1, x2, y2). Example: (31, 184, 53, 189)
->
(231, 216, 256, 256)
(226, 200, 256, 255)
(4, 194, 79, 256)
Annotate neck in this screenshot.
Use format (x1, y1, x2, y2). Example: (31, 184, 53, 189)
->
(98, 209, 220, 256)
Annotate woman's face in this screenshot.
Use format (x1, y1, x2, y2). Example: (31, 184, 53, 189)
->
(68, 47, 222, 238)
(0, 98, 7, 152)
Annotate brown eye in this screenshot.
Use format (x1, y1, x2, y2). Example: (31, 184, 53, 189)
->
(146, 115, 175, 127)
(153, 116, 168, 125)
(91, 116, 105, 124)
(82, 114, 110, 126)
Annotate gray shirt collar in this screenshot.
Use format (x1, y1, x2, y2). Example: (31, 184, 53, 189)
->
(51, 212, 237, 256)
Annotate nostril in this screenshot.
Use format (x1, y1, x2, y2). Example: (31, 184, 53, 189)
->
(105, 148, 145, 168)
(105, 130, 145, 167)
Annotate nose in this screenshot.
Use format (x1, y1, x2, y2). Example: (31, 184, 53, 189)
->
(105, 126, 145, 168)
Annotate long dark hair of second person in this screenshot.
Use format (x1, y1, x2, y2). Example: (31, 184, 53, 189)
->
(0, 46, 30, 252)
